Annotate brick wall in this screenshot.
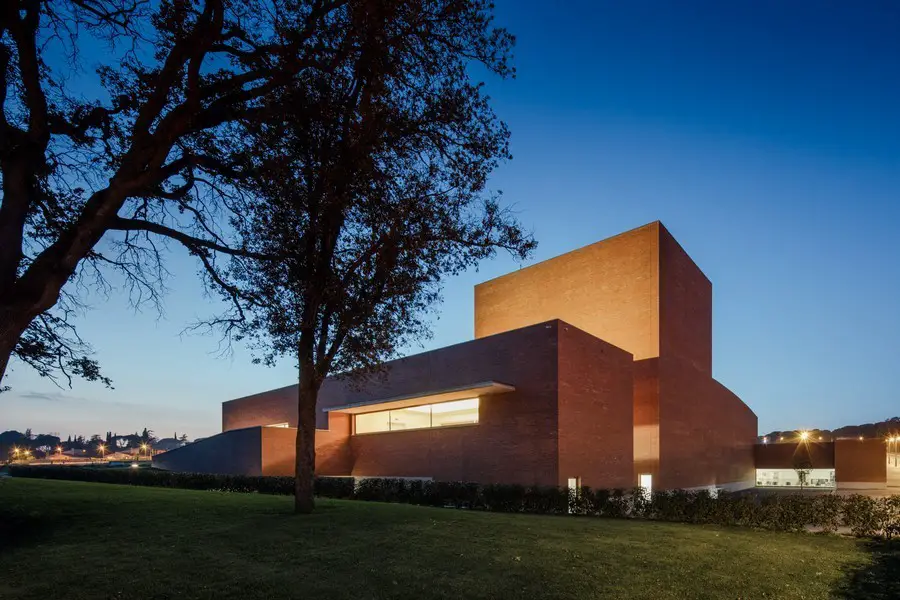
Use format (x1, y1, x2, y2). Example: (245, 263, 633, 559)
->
(658, 357, 757, 489)
(260, 426, 295, 476)
(754, 441, 836, 469)
(835, 438, 887, 486)
(219, 321, 642, 488)
(473, 222, 660, 360)
(557, 323, 634, 489)
(314, 413, 353, 476)
(633, 358, 660, 483)
(348, 322, 561, 485)
(659, 224, 713, 374)
(154, 427, 263, 475)
(223, 385, 298, 431)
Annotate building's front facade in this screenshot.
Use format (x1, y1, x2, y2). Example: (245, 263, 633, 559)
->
(754, 438, 890, 490)
(157, 222, 763, 492)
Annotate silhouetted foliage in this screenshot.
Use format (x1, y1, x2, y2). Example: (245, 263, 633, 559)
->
(2, 0, 457, 390)
(208, 0, 534, 513)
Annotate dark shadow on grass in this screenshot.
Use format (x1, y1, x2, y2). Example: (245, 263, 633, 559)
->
(832, 539, 900, 600)
(0, 509, 65, 555)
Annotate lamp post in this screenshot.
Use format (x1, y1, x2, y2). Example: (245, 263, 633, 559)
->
(140, 443, 149, 462)
(98, 443, 106, 461)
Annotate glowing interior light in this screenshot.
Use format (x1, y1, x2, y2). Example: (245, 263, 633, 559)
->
(431, 398, 479, 413)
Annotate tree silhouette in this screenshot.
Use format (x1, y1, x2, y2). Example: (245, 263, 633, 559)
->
(0, 0, 396, 390)
(220, 0, 532, 513)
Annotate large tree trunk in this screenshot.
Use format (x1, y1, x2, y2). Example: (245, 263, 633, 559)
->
(0, 307, 35, 387)
(294, 358, 320, 514)
(0, 320, 21, 387)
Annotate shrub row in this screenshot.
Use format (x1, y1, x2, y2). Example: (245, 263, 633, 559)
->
(7, 465, 355, 498)
(10, 465, 900, 538)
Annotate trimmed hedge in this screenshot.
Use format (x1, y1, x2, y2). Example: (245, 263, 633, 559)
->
(9, 465, 900, 538)
(7, 465, 354, 498)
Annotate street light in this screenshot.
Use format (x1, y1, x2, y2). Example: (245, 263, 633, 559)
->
(98, 443, 106, 460)
(140, 443, 149, 461)
(799, 431, 810, 441)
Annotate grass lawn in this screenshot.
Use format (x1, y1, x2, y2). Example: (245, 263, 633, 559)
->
(0, 479, 896, 599)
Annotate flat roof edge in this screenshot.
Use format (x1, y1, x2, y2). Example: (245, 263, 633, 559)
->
(324, 380, 515, 414)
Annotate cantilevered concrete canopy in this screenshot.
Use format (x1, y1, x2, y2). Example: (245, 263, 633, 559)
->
(324, 381, 515, 414)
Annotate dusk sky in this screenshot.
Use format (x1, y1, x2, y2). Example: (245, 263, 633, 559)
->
(3, 1, 898, 440)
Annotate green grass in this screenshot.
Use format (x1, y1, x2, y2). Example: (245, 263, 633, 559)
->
(0, 479, 895, 599)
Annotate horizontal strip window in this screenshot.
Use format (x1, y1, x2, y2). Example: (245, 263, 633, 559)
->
(755, 468, 835, 488)
(355, 398, 479, 434)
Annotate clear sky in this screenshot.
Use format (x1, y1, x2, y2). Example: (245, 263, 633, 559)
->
(3, 0, 898, 439)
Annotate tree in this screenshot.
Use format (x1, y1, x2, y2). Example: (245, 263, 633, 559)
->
(0, 0, 377, 391)
(178, 433, 189, 443)
(793, 455, 813, 491)
(220, 0, 533, 513)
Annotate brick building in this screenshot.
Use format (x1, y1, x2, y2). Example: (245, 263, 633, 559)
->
(157, 222, 764, 492)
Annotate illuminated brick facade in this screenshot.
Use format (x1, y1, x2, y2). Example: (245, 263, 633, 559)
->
(159, 222, 769, 491)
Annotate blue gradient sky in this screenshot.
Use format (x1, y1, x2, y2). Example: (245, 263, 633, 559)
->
(3, 1, 898, 439)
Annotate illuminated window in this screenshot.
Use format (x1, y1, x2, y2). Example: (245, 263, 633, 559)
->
(431, 398, 479, 427)
(755, 468, 835, 488)
(355, 411, 391, 434)
(354, 398, 479, 434)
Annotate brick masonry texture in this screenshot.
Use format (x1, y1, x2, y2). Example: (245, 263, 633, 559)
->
(473, 221, 755, 490)
(834, 439, 887, 484)
(219, 321, 638, 488)
(154, 427, 264, 475)
(474, 222, 660, 360)
(557, 323, 634, 488)
(192, 221, 765, 490)
(659, 224, 713, 374)
(658, 356, 757, 489)
(632, 358, 660, 481)
(754, 441, 836, 470)
(223, 385, 298, 431)
(343, 321, 562, 485)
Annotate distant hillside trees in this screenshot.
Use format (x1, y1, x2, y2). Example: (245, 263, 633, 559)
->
(761, 416, 900, 441)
